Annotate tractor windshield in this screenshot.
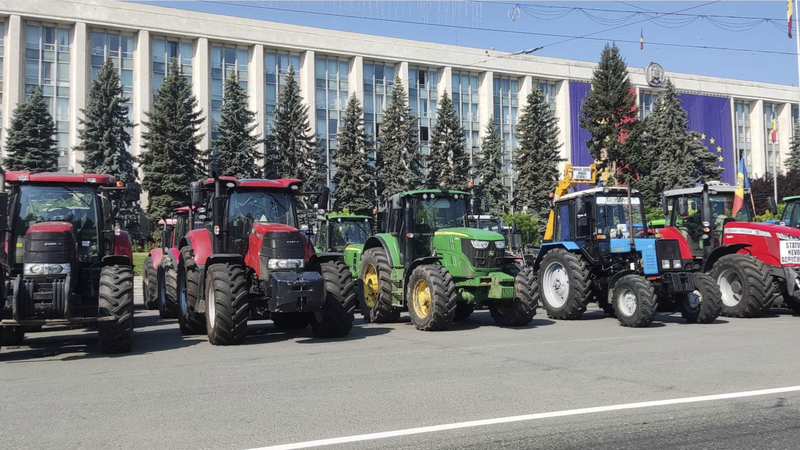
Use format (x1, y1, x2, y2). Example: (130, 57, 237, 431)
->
(12, 185, 100, 263)
(783, 200, 800, 229)
(414, 196, 467, 232)
(595, 196, 645, 239)
(331, 219, 372, 249)
(227, 189, 296, 228)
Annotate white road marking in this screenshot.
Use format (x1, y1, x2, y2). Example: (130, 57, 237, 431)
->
(248, 385, 800, 450)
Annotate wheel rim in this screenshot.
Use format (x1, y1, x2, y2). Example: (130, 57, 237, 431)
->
(717, 268, 743, 307)
(617, 288, 638, 317)
(684, 289, 702, 312)
(208, 286, 216, 328)
(412, 279, 432, 319)
(363, 264, 379, 309)
(543, 262, 570, 308)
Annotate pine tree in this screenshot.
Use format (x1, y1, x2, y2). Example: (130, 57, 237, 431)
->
(787, 119, 800, 172)
(74, 58, 141, 237)
(377, 75, 422, 198)
(267, 65, 320, 223)
(4, 86, 58, 172)
(513, 87, 563, 218)
(580, 43, 637, 184)
(476, 118, 508, 216)
(207, 72, 261, 178)
(139, 59, 204, 223)
(333, 94, 374, 213)
(426, 91, 468, 190)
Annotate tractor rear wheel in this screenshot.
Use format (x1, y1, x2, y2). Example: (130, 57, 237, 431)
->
(406, 265, 456, 331)
(711, 254, 773, 318)
(454, 302, 475, 321)
(539, 249, 591, 320)
(678, 273, 722, 324)
(612, 275, 656, 328)
(272, 312, 312, 329)
(490, 266, 538, 327)
(178, 247, 206, 334)
(310, 260, 356, 338)
(359, 248, 400, 323)
(98, 264, 134, 353)
(143, 256, 158, 310)
(205, 263, 249, 345)
(159, 254, 179, 319)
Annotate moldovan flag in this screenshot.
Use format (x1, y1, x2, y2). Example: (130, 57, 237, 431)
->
(640, 28, 644, 50)
(771, 109, 778, 143)
(732, 157, 747, 218)
(789, 0, 794, 38)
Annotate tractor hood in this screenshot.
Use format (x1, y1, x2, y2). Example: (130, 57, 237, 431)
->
(724, 221, 800, 239)
(27, 221, 76, 234)
(252, 222, 300, 236)
(434, 227, 504, 241)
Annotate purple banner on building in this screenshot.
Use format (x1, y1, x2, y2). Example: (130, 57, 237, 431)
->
(678, 94, 735, 184)
(569, 81, 594, 167)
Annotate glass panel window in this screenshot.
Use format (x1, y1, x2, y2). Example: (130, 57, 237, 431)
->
(91, 30, 134, 129)
(764, 103, 780, 175)
(316, 56, 349, 188)
(210, 44, 248, 142)
(25, 22, 71, 171)
(793, 106, 799, 137)
(409, 66, 438, 168)
(265, 49, 301, 139)
(0, 21, 5, 146)
(494, 75, 520, 199)
(152, 37, 193, 95)
(735, 101, 752, 174)
(453, 70, 481, 174)
(639, 90, 659, 119)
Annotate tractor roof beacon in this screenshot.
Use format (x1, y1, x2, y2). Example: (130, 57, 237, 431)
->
(144, 206, 195, 319)
(175, 171, 356, 345)
(353, 189, 538, 331)
(535, 165, 722, 327)
(660, 183, 800, 316)
(0, 169, 140, 353)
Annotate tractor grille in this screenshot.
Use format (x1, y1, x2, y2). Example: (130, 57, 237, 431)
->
(656, 239, 683, 272)
(261, 231, 306, 260)
(460, 240, 504, 269)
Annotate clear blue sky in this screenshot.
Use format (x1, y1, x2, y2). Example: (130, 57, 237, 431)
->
(136, 1, 798, 86)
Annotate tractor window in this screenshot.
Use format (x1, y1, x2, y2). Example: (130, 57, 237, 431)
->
(595, 196, 644, 239)
(227, 190, 296, 227)
(413, 196, 467, 233)
(709, 194, 751, 226)
(174, 215, 188, 242)
(330, 219, 372, 250)
(787, 202, 800, 229)
(315, 223, 327, 249)
(555, 204, 571, 242)
(12, 185, 100, 263)
(389, 205, 403, 235)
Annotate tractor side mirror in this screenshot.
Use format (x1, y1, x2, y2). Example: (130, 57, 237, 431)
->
(125, 182, 141, 202)
(190, 181, 202, 207)
(677, 198, 689, 217)
(319, 186, 330, 211)
(766, 197, 778, 215)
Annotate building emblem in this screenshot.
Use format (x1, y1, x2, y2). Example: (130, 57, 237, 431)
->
(645, 62, 666, 87)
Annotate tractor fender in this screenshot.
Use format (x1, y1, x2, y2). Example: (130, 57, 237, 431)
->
(113, 230, 133, 261)
(148, 248, 164, 269)
(363, 235, 402, 268)
(405, 256, 443, 290)
(181, 229, 213, 267)
(703, 244, 751, 272)
(606, 269, 638, 301)
(307, 252, 344, 271)
(533, 242, 580, 271)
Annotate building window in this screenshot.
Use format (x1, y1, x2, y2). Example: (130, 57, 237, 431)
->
(265, 50, 300, 137)
(639, 91, 659, 118)
(315, 56, 349, 187)
(452, 71, 480, 170)
(152, 37, 193, 95)
(409, 67, 438, 169)
(91, 31, 134, 126)
(25, 22, 71, 171)
(734, 100, 752, 174)
(494, 76, 519, 193)
(0, 21, 5, 147)
(363, 61, 394, 144)
(210, 45, 248, 142)
(764, 103, 780, 175)
(536, 80, 557, 113)
(793, 106, 799, 136)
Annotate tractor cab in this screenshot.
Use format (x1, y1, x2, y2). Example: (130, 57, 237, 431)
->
(315, 213, 373, 253)
(781, 196, 800, 229)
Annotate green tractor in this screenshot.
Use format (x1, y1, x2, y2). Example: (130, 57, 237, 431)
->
(354, 189, 537, 331)
(314, 213, 374, 278)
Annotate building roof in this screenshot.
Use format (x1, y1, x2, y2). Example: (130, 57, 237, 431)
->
(4, 172, 117, 185)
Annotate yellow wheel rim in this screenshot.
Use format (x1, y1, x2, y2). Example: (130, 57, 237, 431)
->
(364, 264, 379, 309)
(412, 279, 432, 319)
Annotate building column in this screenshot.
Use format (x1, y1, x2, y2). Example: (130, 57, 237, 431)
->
(69, 22, 88, 172)
(1, 15, 23, 158)
(395, 60, 408, 93)
(438, 66, 452, 98)
(249, 44, 265, 160)
(555, 80, 571, 168)
(194, 37, 210, 153)
(778, 102, 792, 174)
(750, 100, 765, 177)
(299, 49, 315, 137)
(348, 55, 363, 102)
(477, 71, 493, 141)
(132, 30, 150, 179)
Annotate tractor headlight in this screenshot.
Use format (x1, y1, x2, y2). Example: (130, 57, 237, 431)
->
(661, 260, 671, 269)
(471, 240, 490, 249)
(776, 233, 800, 241)
(24, 263, 70, 276)
(673, 260, 682, 269)
(267, 258, 304, 270)
(494, 240, 506, 249)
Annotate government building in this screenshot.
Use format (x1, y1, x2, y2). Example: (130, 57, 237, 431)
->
(1, 0, 798, 197)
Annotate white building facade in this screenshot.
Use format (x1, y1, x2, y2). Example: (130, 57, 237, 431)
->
(1, 0, 798, 195)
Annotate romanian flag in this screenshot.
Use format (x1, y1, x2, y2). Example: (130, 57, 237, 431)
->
(732, 157, 748, 218)
(771, 109, 778, 143)
(640, 28, 644, 50)
(789, 1, 794, 38)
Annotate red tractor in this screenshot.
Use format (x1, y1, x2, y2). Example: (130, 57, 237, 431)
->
(175, 173, 356, 345)
(143, 206, 193, 319)
(0, 169, 139, 353)
(660, 182, 800, 317)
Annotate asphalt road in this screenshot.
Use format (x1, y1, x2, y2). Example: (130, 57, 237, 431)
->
(1, 278, 799, 450)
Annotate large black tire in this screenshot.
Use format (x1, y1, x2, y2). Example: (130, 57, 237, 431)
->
(159, 254, 179, 319)
(178, 247, 206, 334)
(97, 264, 134, 353)
(611, 275, 656, 328)
(205, 263, 249, 345)
(454, 302, 475, 321)
(406, 265, 457, 331)
(538, 249, 591, 320)
(310, 260, 356, 337)
(1, 327, 25, 346)
(677, 273, 722, 324)
(489, 266, 538, 327)
(143, 256, 158, 310)
(710, 254, 773, 318)
(358, 248, 401, 323)
(272, 312, 312, 329)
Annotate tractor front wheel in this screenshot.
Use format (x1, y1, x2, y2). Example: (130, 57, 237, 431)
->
(711, 254, 772, 318)
(98, 264, 134, 353)
(178, 247, 206, 334)
(143, 256, 158, 310)
(612, 275, 656, 328)
(205, 263, 249, 345)
(359, 248, 400, 323)
(310, 260, 356, 338)
(539, 249, 591, 320)
(678, 273, 722, 324)
(489, 266, 538, 327)
(406, 265, 457, 331)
